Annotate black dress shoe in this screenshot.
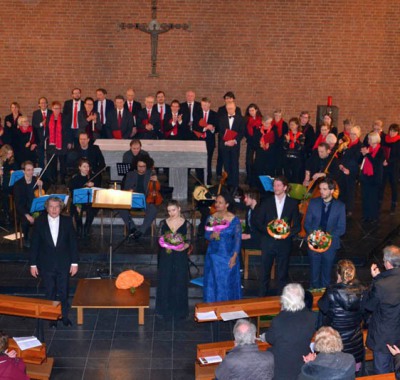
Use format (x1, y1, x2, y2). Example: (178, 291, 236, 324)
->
(62, 318, 73, 327)
(49, 321, 57, 328)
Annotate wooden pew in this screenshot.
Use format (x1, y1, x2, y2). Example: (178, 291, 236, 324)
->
(358, 374, 395, 379)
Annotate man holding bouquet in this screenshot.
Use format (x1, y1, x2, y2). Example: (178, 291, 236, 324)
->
(254, 176, 301, 295)
(304, 178, 346, 289)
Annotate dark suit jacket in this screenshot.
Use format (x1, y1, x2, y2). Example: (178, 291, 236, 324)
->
(304, 197, 346, 251)
(254, 195, 301, 250)
(193, 109, 218, 143)
(13, 177, 35, 222)
(30, 213, 78, 272)
(78, 109, 102, 138)
(105, 109, 134, 139)
(217, 105, 242, 116)
(136, 108, 162, 139)
(94, 99, 114, 124)
(124, 100, 142, 126)
(32, 109, 53, 146)
(152, 104, 172, 135)
(123, 169, 151, 195)
(180, 101, 202, 132)
(218, 112, 245, 148)
(68, 144, 106, 173)
(62, 99, 84, 130)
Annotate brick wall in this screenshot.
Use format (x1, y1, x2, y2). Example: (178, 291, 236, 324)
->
(1, 0, 399, 138)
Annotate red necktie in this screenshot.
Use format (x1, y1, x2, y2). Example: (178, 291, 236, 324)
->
(160, 106, 164, 129)
(147, 110, 151, 120)
(100, 102, 104, 125)
(73, 102, 78, 129)
(129, 102, 132, 113)
(118, 110, 122, 128)
(203, 111, 207, 123)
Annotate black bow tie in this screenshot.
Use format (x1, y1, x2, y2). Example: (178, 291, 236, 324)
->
(229, 115, 234, 119)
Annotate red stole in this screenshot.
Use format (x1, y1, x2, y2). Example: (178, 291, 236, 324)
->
(312, 134, 327, 150)
(363, 144, 381, 176)
(272, 118, 284, 137)
(48, 114, 63, 150)
(383, 134, 400, 161)
(347, 138, 359, 149)
(246, 116, 262, 137)
(288, 131, 302, 149)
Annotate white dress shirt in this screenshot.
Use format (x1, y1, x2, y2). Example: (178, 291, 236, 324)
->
(275, 195, 286, 220)
(48, 215, 60, 246)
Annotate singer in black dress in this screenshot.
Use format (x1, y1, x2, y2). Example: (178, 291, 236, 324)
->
(156, 200, 192, 319)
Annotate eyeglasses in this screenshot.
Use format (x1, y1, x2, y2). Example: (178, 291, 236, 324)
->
(137, 165, 147, 168)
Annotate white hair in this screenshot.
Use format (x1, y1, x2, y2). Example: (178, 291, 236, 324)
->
(233, 319, 256, 346)
(281, 283, 305, 312)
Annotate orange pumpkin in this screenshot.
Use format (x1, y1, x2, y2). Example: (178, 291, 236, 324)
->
(115, 270, 144, 290)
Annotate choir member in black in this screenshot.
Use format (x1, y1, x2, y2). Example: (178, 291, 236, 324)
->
(0, 145, 19, 225)
(13, 161, 43, 248)
(241, 190, 261, 251)
(124, 88, 142, 129)
(69, 132, 105, 176)
(303, 142, 339, 187)
(317, 113, 337, 136)
(381, 123, 400, 214)
(326, 133, 338, 150)
(244, 104, 263, 187)
(32, 97, 52, 169)
(106, 95, 134, 139)
(337, 126, 362, 217)
(337, 118, 354, 145)
(271, 109, 289, 175)
(136, 96, 162, 139)
(164, 100, 183, 139)
(3, 102, 21, 147)
(156, 200, 192, 320)
(300, 110, 316, 159)
(152, 91, 172, 138)
(218, 102, 245, 195)
(253, 116, 279, 191)
(283, 117, 305, 184)
(360, 132, 385, 223)
(13, 116, 38, 166)
(311, 123, 330, 151)
(193, 97, 218, 185)
(122, 139, 150, 165)
(216, 92, 242, 177)
(119, 156, 159, 239)
(46, 101, 70, 184)
(363, 119, 386, 146)
(68, 158, 100, 237)
(180, 90, 202, 141)
(78, 97, 102, 141)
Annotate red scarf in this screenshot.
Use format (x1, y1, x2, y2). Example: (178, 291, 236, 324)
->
(48, 114, 63, 150)
(246, 116, 262, 137)
(19, 125, 35, 144)
(385, 134, 400, 144)
(362, 144, 380, 176)
(288, 131, 302, 149)
(272, 118, 284, 137)
(347, 138, 359, 149)
(260, 126, 275, 149)
(312, 134, 327, 150)
(343, 130, 350, 138)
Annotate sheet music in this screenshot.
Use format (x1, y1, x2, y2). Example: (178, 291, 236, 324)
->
(220, 310, 249, 321)
(13, 336, 42, 351)
(196, 311, 218, 321)
(199, 355, 223, 365)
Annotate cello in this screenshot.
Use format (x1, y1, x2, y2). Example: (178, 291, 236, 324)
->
(146, 169, 163, 206)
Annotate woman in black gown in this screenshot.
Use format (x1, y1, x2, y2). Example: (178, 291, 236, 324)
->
(156, 200, 192, 319)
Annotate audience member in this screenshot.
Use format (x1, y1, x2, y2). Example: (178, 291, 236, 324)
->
(0, 331, 29, 380)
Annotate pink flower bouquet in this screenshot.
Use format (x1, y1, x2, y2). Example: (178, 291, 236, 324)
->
(158, 232, 185, 253)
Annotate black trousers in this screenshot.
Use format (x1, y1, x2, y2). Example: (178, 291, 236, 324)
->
(221, 146, 240, 189)
(195, 139, 215, 183)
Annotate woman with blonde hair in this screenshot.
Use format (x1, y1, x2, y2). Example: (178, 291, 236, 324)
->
(317, 260, 364, 372)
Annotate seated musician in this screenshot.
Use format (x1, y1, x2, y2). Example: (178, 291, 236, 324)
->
(241, 190, 261, 250)
(303, 142, 339, 187)
(119, 155, 159, 239)
(68, 132, 105, 178)
(0, 331, 29, 380)
(122, 139, 150, 165)
(68, 158, 100, 238)
(13, 160, 43, 248)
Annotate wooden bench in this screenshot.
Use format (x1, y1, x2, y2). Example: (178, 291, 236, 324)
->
(241, 248, 275, 280)
(358, 374, 395, 379)
(26, 357, 54, 380)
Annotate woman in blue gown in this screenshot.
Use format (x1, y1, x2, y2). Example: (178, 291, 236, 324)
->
(203, 193, 242, 302)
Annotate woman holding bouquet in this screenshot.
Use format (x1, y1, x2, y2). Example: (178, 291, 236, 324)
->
(204, 192, 242, 302)
(156, 200, 192, 319)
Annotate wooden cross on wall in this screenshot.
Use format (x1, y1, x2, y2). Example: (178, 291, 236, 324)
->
(119, 0, 191, 77)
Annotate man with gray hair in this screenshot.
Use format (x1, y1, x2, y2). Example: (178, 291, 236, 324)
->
(215, 319, 274, 380)
(363, 245, 400, 375)
(261, 283, 316, 380)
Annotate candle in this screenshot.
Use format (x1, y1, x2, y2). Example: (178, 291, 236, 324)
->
(327, 96, 332, 106)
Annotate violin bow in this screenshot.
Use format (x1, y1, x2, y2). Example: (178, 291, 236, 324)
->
(33, 153, 56, 189)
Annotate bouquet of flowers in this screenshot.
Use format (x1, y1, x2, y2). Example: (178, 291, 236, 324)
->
(307, 229, 332, 253)
(267, 219, 290, 239)
(158, 232, 185, 253)
(205, 216, 230, 240)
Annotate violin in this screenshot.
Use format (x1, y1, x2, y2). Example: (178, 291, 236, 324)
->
(33, 153, 56, 197)
(146, 170, 163, 206)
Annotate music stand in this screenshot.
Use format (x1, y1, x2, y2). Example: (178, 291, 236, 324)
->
(30, 194, 69, 214)
(92, 189, 132, 277)
(116, 163, 132, 176)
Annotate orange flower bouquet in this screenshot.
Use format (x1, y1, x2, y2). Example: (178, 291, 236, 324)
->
(267, 219, 290, 240)
(307, 230, 332, 253)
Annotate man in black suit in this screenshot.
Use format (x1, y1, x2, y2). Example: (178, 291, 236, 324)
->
(106, 95, 134, 139)
(30, 196, 79, 327)
(217, 91, 242, 177)
(152, 91, 171, 137)
(119, 156, 158, 239)
(193, 97, 218, 184)
(218, 102, 245, 194)
(299, 110, 315, 159)
(241, 190, 262, 250)
(136, 96, 162, 139)
(63, 88, 84, 147)
(94, 88, 114, 138)
(31, 97, 52, 168)
(124, 88, 142, 129)
(254, 176, 301, 295)
(180, 90, 202, 140)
